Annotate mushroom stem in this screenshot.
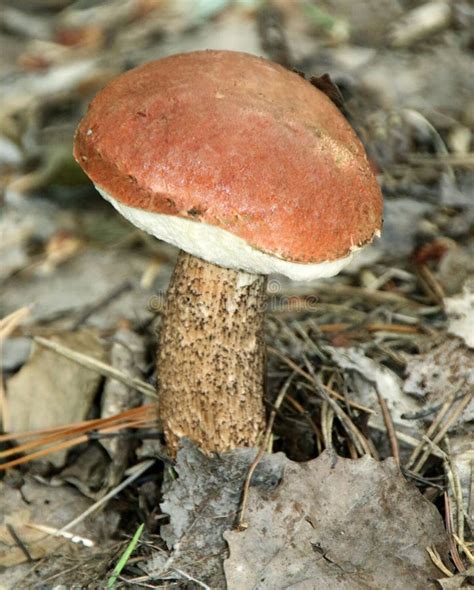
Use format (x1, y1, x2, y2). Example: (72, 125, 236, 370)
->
(158, 251, 267, 455)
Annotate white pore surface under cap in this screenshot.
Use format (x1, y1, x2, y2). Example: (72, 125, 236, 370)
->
(98, 187, 358, 281)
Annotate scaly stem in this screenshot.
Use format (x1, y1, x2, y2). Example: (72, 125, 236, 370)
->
(158, 251, 267, 455)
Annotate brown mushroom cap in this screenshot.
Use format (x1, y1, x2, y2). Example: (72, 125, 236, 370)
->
(74, 50, 382, 264)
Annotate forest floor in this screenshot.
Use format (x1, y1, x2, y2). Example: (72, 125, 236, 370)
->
(0, 0, 473, 588)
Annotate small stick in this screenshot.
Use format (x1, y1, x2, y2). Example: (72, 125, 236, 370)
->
(402, 469, 444, 490)
(6, 524, 34, 563)
(237, 373, 294, 529)
(346, 439, 358, 460)
(27, 562, 85, 587)
(173, 569, 211, 590)
(34, 336, 156, 398)
(376, 390, 400, 467)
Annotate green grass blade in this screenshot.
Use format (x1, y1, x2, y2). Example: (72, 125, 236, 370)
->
(107, 523, 145, 588)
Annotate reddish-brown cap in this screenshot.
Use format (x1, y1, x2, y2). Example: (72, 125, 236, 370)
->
(74, 50, 382, 264)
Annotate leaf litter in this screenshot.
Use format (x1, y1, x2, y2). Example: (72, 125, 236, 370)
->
(0, 0, 473, 587)
(0, 476, 119, 587)
(4, 330, 106, 467)
(145, 440, 287, 588)
(224, 450, 449, 590)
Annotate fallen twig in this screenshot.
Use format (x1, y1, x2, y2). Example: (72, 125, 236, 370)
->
(376, 390, 400, 467)
(237, 373, 294, 529)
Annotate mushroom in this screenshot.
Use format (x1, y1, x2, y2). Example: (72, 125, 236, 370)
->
(73, 50, 382, 456)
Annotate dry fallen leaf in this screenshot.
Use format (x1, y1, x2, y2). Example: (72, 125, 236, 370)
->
(5, 330, 106, 466)
(224, 450, 450, 589)
(145, 441, 286, 587)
